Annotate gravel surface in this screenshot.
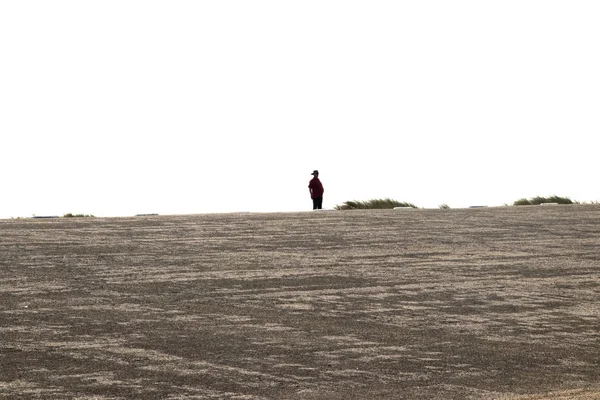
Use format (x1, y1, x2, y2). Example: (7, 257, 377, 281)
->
(1, 206, 599, 399)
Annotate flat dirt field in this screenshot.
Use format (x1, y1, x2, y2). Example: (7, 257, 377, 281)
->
(1, 206, 599, 399)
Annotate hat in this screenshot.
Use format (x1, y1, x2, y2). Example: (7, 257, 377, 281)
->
(311, 170, 319, 175)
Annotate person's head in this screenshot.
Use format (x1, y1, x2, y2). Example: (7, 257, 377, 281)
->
(311, 170, 319, 177)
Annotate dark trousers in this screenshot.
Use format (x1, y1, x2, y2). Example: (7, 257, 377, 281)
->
(312, 197, 323, 210)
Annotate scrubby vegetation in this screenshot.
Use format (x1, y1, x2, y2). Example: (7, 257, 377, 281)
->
(335, 198, 417, 210)
(334, 195, 592, 210)
(63, 213, 95, 218)
(513, 196, 577, 206)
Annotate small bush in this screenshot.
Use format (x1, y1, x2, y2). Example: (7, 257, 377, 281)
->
(513, 198, 531, 206)
(334, 198, 417, 210)
(438, 204, 450, 209)
(63, 213, 95, 218)
(513, 196, 577, 206)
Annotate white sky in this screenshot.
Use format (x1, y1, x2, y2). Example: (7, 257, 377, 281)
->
(1, 1, 599, 218)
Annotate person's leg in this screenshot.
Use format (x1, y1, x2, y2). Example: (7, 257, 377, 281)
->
(312, 198, 319, 210)
(316, 197, 323, 209)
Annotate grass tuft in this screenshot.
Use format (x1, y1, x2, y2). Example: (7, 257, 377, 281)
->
(513, 195, 577, 206)
(63, 213, 95, 218)
(334, 198, 417, 210)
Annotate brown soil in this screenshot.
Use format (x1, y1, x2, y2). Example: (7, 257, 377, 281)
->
(1, 206, 599, 399)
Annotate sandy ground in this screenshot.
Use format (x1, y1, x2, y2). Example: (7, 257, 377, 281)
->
(1, 206, 599, 399)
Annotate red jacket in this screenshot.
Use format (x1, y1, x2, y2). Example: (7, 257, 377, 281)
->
(308, 177, 324, 199)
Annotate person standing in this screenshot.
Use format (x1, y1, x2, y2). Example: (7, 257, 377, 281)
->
(308, 170, 324, 210)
